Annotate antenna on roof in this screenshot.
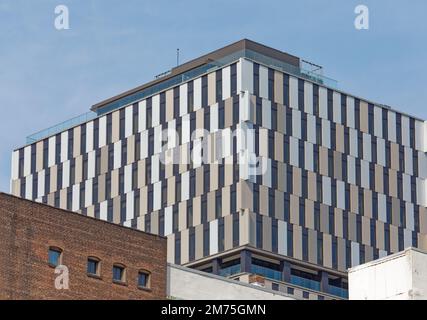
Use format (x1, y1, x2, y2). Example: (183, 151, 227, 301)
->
(176, 48, 180, 67)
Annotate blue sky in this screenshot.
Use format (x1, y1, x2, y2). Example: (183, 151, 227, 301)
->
(0, 0, 426, 192)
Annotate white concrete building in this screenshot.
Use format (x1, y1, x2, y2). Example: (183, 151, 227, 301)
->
(167, 264, 296, 300)
(348, 247, 427, 300)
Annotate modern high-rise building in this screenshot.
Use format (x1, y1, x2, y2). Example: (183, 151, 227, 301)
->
(10, 39, 427, 300)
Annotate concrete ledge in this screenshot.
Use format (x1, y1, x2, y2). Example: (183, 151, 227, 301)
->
(167, 263, 297, 300)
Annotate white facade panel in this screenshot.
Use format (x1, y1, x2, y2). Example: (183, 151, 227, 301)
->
(363, 133, 372, 162)
(11, 150, 19, 180)
(100, 200, 108, 221)
(388, 111, 396, 143)
(263, 158, 272, 189)
(140, 131, 148, 159)
(378, 193, 387, 223)
(85, 179, 93, 208)
(289, 76, 298, 109)
(420, 151, 427, 179)
(37, 170, 45, 199)
(125, 105, 133, 138)
(182, 114, 191, 145)
(337, 180, 345, 210)
(113, 140, 122, 170)
(304, 81, 313, 115)
(138, 100, 147, 132)
(416, 178, 426, 206)
(321, 119, 331, 149)
(72, 184, 80, 212)
(304, 142, 313, 172)
(222, 66, 231, 100)
(374, 106, 383, 138)
(402, 173, 411, 202)
(126, 191, 134, 221)
(87, 150, 95, 180)
(332, 91, 341, 124)
(209, 219, 219, 255)
(154, 125, 162, 154)
(48, 137, 56, 168)
(319, 87, 328, 119)
(62, 160, 70, 189)
(151, 94, 160, 127)
(415, 120, 425, 151)
(307, 114, 316, 144)
(404, 147, 413, 175)
(210, 103, 219, 133)
(289, 136, 299, 167)
(322, 176, 332, 206)
(181, 171, 190, 201)
(99, 115, 107, 147)
(24, 146, 31, 177)
(164, 206, 173, 236)
(346, 96, 355, 128)
(360, 160, 370, 189)
(349, 128, 358, 158)
(25, 175, 32, 200)
(377, 138, 386, 167)
(193, 77, 202, 111)
(86, 121, 94, 153)
(60, 131, 68, 162)
(404, 229, 413, 249)
(153, 181, 162, 211)
(351, 242, 360, 267)
(262, 99, 271, 129)
(405, 202, 414, 231)
(240, 59, 253, 94)
(124, 164, 132, 194)
(292, 109, 301, 139)
(347, 156, 356, 185)
(236, 60, 242, 93)
(402, 115, 410, 147)
(179, 83, 188, 117)
(259, 65, 269, 99)
(151, 154, 160, 184)
(278, 220, 288, 256)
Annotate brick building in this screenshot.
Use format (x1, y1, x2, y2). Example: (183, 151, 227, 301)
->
(0, 192, 167, 299)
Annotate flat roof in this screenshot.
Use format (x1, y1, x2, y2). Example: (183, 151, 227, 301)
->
(348, 247, 427, 274)
(90, 39, 301, 112)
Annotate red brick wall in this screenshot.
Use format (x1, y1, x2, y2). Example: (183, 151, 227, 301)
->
(0, 193, 167, 300)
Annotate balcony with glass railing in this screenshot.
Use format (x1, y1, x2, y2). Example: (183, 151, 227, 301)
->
(219, 263, 241, 277)
(250, 264, 282, 282)
(328, 284, 349, 299)
(290, 274, 321, 291)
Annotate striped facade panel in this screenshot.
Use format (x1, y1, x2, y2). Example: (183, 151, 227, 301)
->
(9, 54, 427, 285)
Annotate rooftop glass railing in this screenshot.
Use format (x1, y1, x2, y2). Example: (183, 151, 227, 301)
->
(244, 49, 338, 89)
(26, 111, 97, 144)
(26, 49, 337, 145)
